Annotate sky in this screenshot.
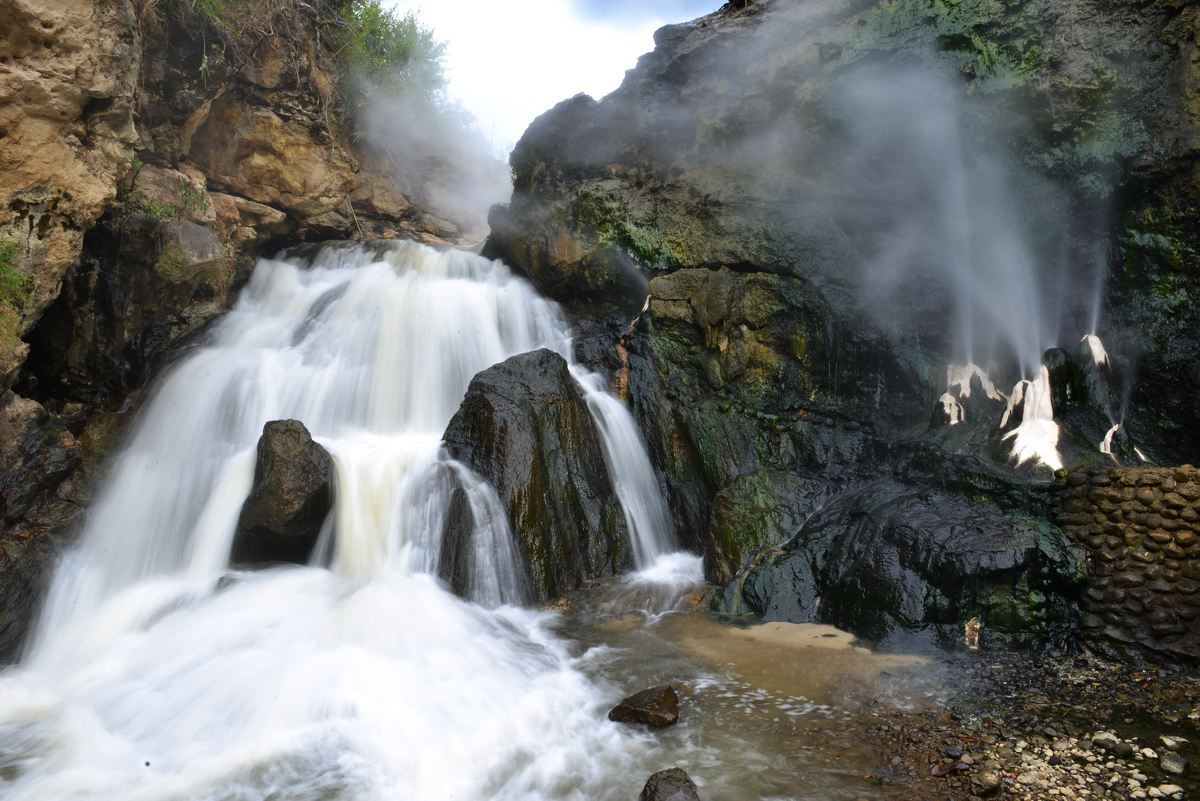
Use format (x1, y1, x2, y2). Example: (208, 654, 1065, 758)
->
(392, 0, 720, 154)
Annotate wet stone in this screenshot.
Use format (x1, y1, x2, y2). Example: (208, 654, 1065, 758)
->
(609, 685, 680, 728)
(639, 767, 701, 801)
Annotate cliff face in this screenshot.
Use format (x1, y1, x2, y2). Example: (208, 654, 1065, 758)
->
(488, 0, 1200, 647)
(0, 0, 459, 658)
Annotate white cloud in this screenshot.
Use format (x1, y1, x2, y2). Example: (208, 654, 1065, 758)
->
(391, 0, 676, 155)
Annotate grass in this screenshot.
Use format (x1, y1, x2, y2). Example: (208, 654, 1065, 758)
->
(0, 237, 29, 339)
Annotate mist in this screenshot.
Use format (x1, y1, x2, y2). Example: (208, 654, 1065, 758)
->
(356, 82, 512, 234)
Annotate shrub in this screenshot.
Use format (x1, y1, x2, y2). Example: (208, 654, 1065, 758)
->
(338, 0, 446, 107)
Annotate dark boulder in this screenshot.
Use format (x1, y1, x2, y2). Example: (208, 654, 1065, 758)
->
(725, 480, 1085, 647)
(639, 767, 701, 801)
(608, 685, 679, 728)
(231, 420, 334, 565)
(441, 349, 628, 601)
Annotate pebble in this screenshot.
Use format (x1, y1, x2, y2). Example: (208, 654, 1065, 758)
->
(1159, 751, 1189, 776)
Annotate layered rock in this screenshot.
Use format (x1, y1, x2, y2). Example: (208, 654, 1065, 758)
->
(232, 420, 334, 566)
(441, 349, 629, 601)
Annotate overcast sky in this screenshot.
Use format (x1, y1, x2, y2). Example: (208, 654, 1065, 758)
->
(392, 0, 719, 154)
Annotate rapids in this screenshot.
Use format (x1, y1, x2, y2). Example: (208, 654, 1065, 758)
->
(0, 242, 705, 801)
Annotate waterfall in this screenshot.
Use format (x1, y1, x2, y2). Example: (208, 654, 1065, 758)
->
(0, 241, 688, 801)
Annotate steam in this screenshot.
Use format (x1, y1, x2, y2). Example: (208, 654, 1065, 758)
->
(821, 67, 1070, 378)
(356, 83, 512, 233)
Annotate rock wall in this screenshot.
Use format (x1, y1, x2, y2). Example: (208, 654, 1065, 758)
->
(1053, 466, 1200, 659)
(486, 0, 1200, 647)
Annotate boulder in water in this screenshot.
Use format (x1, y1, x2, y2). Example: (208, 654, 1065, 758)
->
(608, 684, 679, 728)
(442, 349, 629, 601)
(231, 420, 334, 565)
(639, 767, 701, 801)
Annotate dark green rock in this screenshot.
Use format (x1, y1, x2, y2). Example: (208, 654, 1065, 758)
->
(441, 349, 629, 601)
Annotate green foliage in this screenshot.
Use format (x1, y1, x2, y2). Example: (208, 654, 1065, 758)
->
(178, 177, 209, 218)
(121, 191, 178, 221)
(338, 0, 445, 104)
(0, 238, 29, 339)
(0, 239, 29, 305)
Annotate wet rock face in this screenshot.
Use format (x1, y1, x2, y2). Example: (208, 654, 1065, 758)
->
(442, 349, 629, 601)
(705, 469, 826, 585)
(727, 480, 1085, 647)
(639, 767, 701, 801)
(609, 685, 680, 728)
(20, 212, 236, 405)
(232, 420, 334, 566)
(1053, 466, 1200, 659)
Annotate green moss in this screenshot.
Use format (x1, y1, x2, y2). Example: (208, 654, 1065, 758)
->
(574, 188, 683, 270)
(120, 191, 178, 222)
(155, 249, 187, 280)
(0, 239, 29, 306)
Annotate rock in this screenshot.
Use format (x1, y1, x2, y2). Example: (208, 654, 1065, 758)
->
(189, 97, 357, 221)
(1160, 736, 1189, 750)
(0, 0, 139, 381)
(971, 770, 1003, 796)
(441, 349, 629, 601)
(21, 213, 235, 404)
(726, 480, 1083, 645)
(705, 469, 825, 584)
(608, 685, 679, 728)
(1159, 752, 1189, 776)
(131, 164, 216, 225)
(231, 420, 334, 565)
(1093, 732, 1119, 751)
(638, 767, 700, 801)
(1114, 741, 1136, 758)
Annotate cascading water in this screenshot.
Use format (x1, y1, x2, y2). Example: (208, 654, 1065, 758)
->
(0, 241, 695, 801)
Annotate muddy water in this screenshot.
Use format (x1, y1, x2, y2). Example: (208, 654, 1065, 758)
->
(557, 596, 946, 801)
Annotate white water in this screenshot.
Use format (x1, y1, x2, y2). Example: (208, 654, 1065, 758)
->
(946, 362, 1005, 401)
(1082, 333, 1109, 368)
(1100, 422, 1120, 459)
(937, 392, 965, 425)
(1000, 365, 1063, 471)
(0, 241, 688, 801)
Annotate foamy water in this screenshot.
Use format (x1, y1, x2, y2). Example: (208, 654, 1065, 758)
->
(0, 242, 689, 801)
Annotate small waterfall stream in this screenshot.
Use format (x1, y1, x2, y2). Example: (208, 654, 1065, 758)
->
(0, 242, 699, 801)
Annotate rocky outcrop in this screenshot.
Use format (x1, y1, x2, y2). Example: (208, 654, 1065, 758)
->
(608, 685, 680, 728)
(0, 0, 140, 383)
(639, 768, 701, 801)
(442, 349, 629, 601)
(726, 481, 1085, 647)
(487, 0, 1199, 647)
(1054, 466, 1200, 659)
(232, 420, 334, 566)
